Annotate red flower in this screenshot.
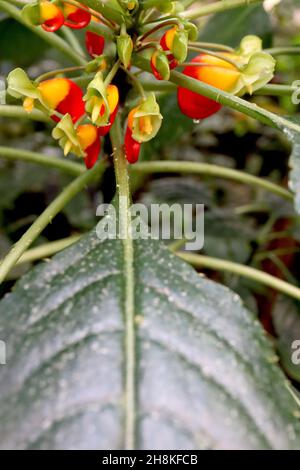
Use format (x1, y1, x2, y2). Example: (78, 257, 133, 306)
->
(77, 125, 101, 169)
(63, 3, 91, 29)
(125, 127, 141, 164)
(124, 108, 141, 164)
(85, 31, 105, 57)
(98, 105, 118, 137)
(37, 78, 85, 123)
(40, 1, 64, 32)
(177, 54, 240, 119)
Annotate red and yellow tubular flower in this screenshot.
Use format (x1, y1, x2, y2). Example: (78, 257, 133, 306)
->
(63, 2, 91, 30)
(125, 109, 141, 164)
(76, 124, 101, 169)
(38, 78, 85, 123)
(177, 54, 240, 120)
(39, 1, 64, 32)
(85, 31, 105, 57)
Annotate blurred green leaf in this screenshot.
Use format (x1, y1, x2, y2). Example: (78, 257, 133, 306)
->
(199, 5, 273, 48)
(0, 19, 48, 66)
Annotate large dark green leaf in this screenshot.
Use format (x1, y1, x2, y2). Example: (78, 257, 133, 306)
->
(199, 5, 273, 48)
(0, 230, 300, 449)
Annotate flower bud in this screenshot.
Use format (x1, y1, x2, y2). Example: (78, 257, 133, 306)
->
(150, 50, 170, 81)
(119, 0, 138, 11)
(172, 29, 188, 63)
(117, 33, 133, 69)
(127, 93, 162, 143)
(184, 22, 198, 42)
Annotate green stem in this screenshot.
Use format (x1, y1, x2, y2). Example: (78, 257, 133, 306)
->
(189, 42, 234, 52)
(181, 0, 263, 20)
(123, 68, 146, 99)
(36, 66, 87, 83)
(264, 47, 300, 56)
(0, 105, 50, 123)
(0, 147, 85, 176)
(141, 80, 175, 93)
(178, 252, 300, 302)
(138, 19, 178, 43)
(87, 20, 115, 40)
(255, 84, 299, 97)
(13, 235, 82, 267)
(131, 161, 293, 201)
(0, 1, 87, 66)
(104, 60, 120, 85)
(188, 46, 243, 70)
(110, 117, 136, 451)
(61, 27, 87, 58)
(0, 161, 105, 284)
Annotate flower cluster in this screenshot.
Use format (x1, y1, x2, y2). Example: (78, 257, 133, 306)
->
(6, 1, 276, 169)
(23, 0, 91, 32)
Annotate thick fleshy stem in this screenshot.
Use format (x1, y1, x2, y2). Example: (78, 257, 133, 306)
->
(110, 116, 136, 450)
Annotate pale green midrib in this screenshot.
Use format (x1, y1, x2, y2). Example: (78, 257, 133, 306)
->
(110, 120, 136, 450)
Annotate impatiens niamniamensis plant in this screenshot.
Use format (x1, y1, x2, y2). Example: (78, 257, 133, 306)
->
(2, 0, 300, 450)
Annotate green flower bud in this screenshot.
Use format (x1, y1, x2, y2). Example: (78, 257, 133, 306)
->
(184, 22, 198, 42)
(119, 0, 139, 11)
(117, 33, 133, 69)
(172, 30, 188, 63)
(21, 3, 41, 25)
(151, 50, 170, 81)
(157, 1, 174, 13)
(130, 93, 163, 143)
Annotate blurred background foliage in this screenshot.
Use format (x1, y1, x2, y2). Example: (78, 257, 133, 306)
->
(1, 1, 300, 385)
